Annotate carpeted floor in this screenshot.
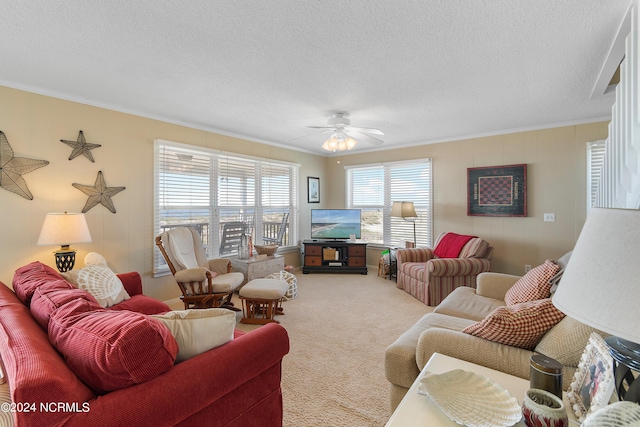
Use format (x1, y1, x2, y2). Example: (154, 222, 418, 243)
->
(231, 268, 432, 427)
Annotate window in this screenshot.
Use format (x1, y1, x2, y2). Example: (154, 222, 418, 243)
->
(154, 140, 299, 274)
(587, 140, 605, 211)
(345, 159, 433, 247)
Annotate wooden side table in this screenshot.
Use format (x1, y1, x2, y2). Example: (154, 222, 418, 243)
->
(386, 353, 579, 426)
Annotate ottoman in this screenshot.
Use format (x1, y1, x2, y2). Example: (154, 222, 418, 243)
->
(265, 270, 298, 301)
(239, 278, 289, 325)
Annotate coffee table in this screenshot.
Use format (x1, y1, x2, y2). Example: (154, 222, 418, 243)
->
(386, 353, 578, 426)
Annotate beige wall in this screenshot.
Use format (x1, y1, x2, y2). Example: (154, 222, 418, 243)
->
(0, 86, 326, 301)
(328, 123, 608, 274)
(0, 85, 608, 302)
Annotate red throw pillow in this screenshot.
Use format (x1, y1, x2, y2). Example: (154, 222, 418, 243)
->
(462, 298, 566, 350)
(48, 299, 178, 393)
(504, 260, 559, 305)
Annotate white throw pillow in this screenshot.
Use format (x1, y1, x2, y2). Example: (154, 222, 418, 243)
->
(61, 252, 130, 308)
(152, 309, 235, 363)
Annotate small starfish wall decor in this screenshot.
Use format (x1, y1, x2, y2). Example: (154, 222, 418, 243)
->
(73, 171, 125, 213)
(61, 130, 101, 162)
(0, 130, 49, 200)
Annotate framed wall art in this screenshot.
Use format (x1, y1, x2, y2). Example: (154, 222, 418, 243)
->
(308, 177, 320, 203)
(566, 332, 615, 423)
(467, 164, 527, 216)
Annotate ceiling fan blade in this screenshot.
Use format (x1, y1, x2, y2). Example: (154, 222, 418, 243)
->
(350, 131, 384, 146)
(348, 126, 384, 135)
(307, 126, 336, 129)
(288, 129, 333, 142)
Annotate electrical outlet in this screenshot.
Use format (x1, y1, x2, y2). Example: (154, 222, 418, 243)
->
(525, 264, 532, 273)
(544, 213, 555, 222)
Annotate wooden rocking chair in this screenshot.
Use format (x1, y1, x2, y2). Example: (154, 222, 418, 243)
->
(156, 227, 243, 310)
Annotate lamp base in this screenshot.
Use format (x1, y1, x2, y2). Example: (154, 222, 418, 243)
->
(54, 246, 77, 273)
(605, 336, 640, 403)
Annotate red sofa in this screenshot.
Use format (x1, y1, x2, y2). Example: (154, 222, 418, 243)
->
(0, 262, 289, 427)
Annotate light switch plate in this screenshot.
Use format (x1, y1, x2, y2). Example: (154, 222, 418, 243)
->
(543, 213, 555, 222)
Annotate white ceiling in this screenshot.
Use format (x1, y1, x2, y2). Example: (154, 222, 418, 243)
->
(0, 1, 631, 156)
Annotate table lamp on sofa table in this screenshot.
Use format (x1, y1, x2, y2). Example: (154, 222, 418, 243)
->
(37, 212, 92, 273)
(552, 207, 640, 404)
(390, 201, 418, 247)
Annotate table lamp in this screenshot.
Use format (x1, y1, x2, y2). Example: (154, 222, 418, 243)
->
(37, 212, 92, 272)
(552, 207, 640, 403)
(390, 201, 418, 246)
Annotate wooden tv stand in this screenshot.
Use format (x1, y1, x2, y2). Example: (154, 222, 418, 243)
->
(302, 240, 367, 274)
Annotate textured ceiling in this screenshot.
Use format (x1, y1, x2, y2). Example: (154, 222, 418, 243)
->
(0, 1, 631, 155)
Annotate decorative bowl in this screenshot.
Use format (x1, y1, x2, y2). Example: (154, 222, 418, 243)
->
(254, 244, 279, 256)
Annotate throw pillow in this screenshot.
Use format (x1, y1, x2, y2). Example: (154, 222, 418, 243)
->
(48, 299, 178, 393)
(62, 252, 130, 308)
(152, 308, 235, 363)
(504, 260, 560, 305)
(462, 298, 566, 350)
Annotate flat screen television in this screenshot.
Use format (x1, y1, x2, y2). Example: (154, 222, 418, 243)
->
(311, 209, 361, 240)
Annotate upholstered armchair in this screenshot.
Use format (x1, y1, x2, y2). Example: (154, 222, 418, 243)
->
(395, 232, 493, 305)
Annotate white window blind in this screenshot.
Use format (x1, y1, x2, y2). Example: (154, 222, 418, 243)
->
(346, 159, 433, 247)
(587, 140, 606, 211)
(154, 140, 299, 275)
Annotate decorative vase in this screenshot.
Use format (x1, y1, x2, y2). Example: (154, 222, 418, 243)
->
(522, 389, 568, 427)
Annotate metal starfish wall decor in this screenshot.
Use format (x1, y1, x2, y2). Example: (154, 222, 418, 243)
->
(0, 130, 49, 200)
(72, 171, 125, 213)
(61, 130, 101, 162)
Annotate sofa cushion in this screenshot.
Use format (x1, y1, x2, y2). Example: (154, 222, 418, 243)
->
(534, 316, 606, 368)
(30, 280, 100, 330)
(48, 299, 178, 393)
(384, 312, 476, 388)
(434, 286, 506, 322)
(504, 260, 559, 305)
(12, 261, 64, 306)
(458, 238, 490, 258)
(108, 294, 171, 315)
(152, 308, 235, 363)
(462, 298, 566, 350)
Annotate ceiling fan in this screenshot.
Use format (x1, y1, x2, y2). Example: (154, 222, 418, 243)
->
(290, 112, 384, 151)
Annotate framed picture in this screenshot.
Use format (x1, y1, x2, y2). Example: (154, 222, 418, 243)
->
(307, 177, 320, 203)
(467, 164, 527, 216)
(566, 332, 615, 423)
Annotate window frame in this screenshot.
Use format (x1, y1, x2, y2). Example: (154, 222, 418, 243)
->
(345, 159, 433, 248)
(154, 139, 299, 275)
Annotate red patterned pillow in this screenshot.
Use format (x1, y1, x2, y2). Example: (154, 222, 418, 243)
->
(504, 260, 559, 305)
(462, 299, 566, 350)
(48, 299, 178, 393)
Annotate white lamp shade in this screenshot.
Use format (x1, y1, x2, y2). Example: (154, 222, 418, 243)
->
(37, 213, 92, 246)
(552, 207, 640, 344)
(390, 201, 417, 218)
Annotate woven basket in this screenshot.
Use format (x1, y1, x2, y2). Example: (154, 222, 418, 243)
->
(254, 244, 279, 256)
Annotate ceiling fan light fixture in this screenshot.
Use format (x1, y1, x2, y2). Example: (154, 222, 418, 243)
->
(322, 132, 357, 152)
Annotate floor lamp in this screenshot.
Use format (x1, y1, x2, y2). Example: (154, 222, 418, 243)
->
(390, 201, 417, 247)
(552, 207, 640, 403)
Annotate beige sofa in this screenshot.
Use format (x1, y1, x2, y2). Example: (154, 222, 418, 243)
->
(384, 271, 604, 412)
